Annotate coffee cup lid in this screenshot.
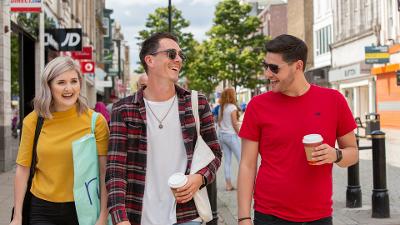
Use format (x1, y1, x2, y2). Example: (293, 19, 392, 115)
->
(168, 172, 188, 188)
(303, 134, 323, 144)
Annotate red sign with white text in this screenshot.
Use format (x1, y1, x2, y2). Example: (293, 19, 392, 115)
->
(11, 0, 42, 13)
(71, 46, 93, 60)
(81, 61, 95, 74)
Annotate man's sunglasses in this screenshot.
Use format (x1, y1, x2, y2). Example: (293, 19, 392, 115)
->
(150, 49, 186, 62)
(262, 61, 289, 74)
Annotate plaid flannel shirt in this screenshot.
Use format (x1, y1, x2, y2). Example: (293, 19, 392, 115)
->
(106, 85, 222, 225)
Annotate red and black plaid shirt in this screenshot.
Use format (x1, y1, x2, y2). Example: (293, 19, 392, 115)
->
(106, 85, 222, 225)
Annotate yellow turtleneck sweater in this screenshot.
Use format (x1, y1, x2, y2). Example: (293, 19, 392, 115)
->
(16, 107, 109, 202)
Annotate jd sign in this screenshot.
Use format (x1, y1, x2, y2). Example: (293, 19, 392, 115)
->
(45, 28, 82, 51)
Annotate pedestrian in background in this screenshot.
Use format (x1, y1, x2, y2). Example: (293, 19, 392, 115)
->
(136, 73, 148, 90)
(217, 87, 241, 191)
(237, 34, 358, 225)
(10, 56, 110, 225)
(106, 32, 222, 225)
(94, 101, 110, 124)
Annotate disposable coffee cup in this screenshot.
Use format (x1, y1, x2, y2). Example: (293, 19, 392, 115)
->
(302, 134, 323, 165)
(168, 172, 188, 189)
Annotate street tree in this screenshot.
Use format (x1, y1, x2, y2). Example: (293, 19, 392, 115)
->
(207, 0, 268, 90)
(186, 40, 221, 95)
(136, 6, 198, 77)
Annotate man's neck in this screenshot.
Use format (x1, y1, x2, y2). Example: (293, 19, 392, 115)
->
(143, 80, 176, 102)
(282, 76, 311, 97)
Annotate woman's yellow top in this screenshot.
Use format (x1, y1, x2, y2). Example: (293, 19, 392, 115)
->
(16, 106, 109, 202)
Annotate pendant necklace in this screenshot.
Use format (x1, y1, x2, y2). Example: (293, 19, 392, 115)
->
(146, 95, 177, 129)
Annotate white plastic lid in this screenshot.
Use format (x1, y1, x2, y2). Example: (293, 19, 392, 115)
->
(302, 134, 323, 144)
(168, 172, 188, 188)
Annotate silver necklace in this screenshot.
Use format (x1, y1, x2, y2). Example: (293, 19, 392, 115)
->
(146, 95, 177, 129)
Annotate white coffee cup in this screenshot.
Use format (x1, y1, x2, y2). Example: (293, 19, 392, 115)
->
(168, 172, 188, 189)
(302, 134, 323, 164)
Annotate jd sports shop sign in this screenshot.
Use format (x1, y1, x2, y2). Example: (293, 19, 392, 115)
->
(45, 29, 82, 51)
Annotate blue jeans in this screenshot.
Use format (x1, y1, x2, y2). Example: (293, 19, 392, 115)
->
(218, 132, 241, 181)
(175, 221, 202, 225)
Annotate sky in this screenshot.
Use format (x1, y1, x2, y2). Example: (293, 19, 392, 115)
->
(105, 0, 219, 71)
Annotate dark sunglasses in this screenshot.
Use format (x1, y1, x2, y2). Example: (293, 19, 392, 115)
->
(150, 49, 186, 62)
(262, 61, 289, 74)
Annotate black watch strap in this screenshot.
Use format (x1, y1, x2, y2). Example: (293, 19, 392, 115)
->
(334, 148, 343, 163)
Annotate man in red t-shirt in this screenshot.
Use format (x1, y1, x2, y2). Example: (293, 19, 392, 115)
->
(237, 34, 358, 225)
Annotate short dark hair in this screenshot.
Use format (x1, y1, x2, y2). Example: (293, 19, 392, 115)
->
(265, 34, 308, 71)
(139, 32, 179, 73)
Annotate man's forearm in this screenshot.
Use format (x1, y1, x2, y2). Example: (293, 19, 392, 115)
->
(237, 162, 256, 219)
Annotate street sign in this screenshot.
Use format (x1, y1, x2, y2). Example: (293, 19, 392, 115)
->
(11, 0, 42, 13)
(81, 61, 95, 73)
(71, 46, 93, 60)
(45, 29, 82, 51)
(365, 45, 389, 64)
(108, 68, 119, 76)
(397, 71, 400, 86)
(97, 80, 112, 88)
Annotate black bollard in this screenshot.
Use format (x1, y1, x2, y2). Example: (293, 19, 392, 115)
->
(206, 180, 218, 225)
(346, 135, 362, 208)
(371, 130, 390, 218)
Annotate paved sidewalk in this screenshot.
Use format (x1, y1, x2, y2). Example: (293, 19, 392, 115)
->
(1, 128, 399, 225)
(216, 128, 400, 225)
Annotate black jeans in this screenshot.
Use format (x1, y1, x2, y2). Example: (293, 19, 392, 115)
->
(30, 195, 79, 225)
(254, 211, 333, 225)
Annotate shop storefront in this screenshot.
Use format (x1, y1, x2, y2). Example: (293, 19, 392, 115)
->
(371, 56, 400, 128)
(329, 62, 375, 120)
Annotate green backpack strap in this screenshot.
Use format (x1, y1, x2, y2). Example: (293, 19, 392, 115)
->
(91, 112, 99, 134)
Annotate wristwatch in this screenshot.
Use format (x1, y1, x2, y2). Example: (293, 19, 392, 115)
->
(334, 148, 343, 163)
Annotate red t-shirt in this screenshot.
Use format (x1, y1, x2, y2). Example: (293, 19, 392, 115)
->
(239, 85, 357, 222)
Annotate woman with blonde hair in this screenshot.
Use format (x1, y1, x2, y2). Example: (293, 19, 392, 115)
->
(10, 56, 109, 225)
(218, 87, 241, 191)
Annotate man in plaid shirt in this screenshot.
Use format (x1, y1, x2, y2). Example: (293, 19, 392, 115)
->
(106, 32, 222, 225)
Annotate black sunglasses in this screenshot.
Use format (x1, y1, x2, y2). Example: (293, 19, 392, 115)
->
(262, 61, 289, 74)
(150, 49, 186, 62)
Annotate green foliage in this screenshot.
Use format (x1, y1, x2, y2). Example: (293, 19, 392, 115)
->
(205, 0, 268, 90)
(16, 13, 57, 38)
(136, 6, 198, 76)
(11, 34, 19, 97)
(186, 41, 220, 94)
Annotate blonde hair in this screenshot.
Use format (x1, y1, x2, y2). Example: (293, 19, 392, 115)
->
(218, 87, 239, 126)
(33, 56, 88, 119)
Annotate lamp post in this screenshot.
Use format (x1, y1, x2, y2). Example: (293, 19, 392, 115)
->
(168, 0, 172, 32)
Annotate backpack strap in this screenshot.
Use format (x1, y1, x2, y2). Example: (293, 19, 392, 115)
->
(91, 112, 99, 134)
(191, 90, 200, 136)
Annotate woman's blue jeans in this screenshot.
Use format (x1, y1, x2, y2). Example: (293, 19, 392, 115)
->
(218, 132, 241, 181)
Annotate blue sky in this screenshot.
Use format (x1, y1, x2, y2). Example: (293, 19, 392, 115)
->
(105, 0, 219, 71)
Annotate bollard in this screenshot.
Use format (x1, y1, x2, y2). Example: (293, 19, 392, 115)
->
(371, 130, 390, 218)
(346, 135, 362, 208)
(206, 180, 218, 225)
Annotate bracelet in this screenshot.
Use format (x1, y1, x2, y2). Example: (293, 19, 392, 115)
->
(238, 217, 251, 222)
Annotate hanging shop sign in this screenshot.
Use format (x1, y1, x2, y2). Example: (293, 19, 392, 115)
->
(365, 45, 389, 64)
(81, 61, 95, 73)
(71, 46, 93, 60)
(45, 28, 82, 51)
(11, 0, 42, 13)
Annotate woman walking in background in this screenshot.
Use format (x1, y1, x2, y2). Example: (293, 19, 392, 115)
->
(10, 56, 109, 225)
(218, 87, 241, 191)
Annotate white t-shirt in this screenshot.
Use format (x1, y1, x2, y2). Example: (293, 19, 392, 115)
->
(142, 95, 187, 225)
(218, 103, 238, 134)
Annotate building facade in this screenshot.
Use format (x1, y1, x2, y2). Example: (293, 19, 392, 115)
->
(307, 0, 333, 87)
(329, 0, 379, 120)
(370, 0, 400, 128)
(287, 0, 314, 70)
